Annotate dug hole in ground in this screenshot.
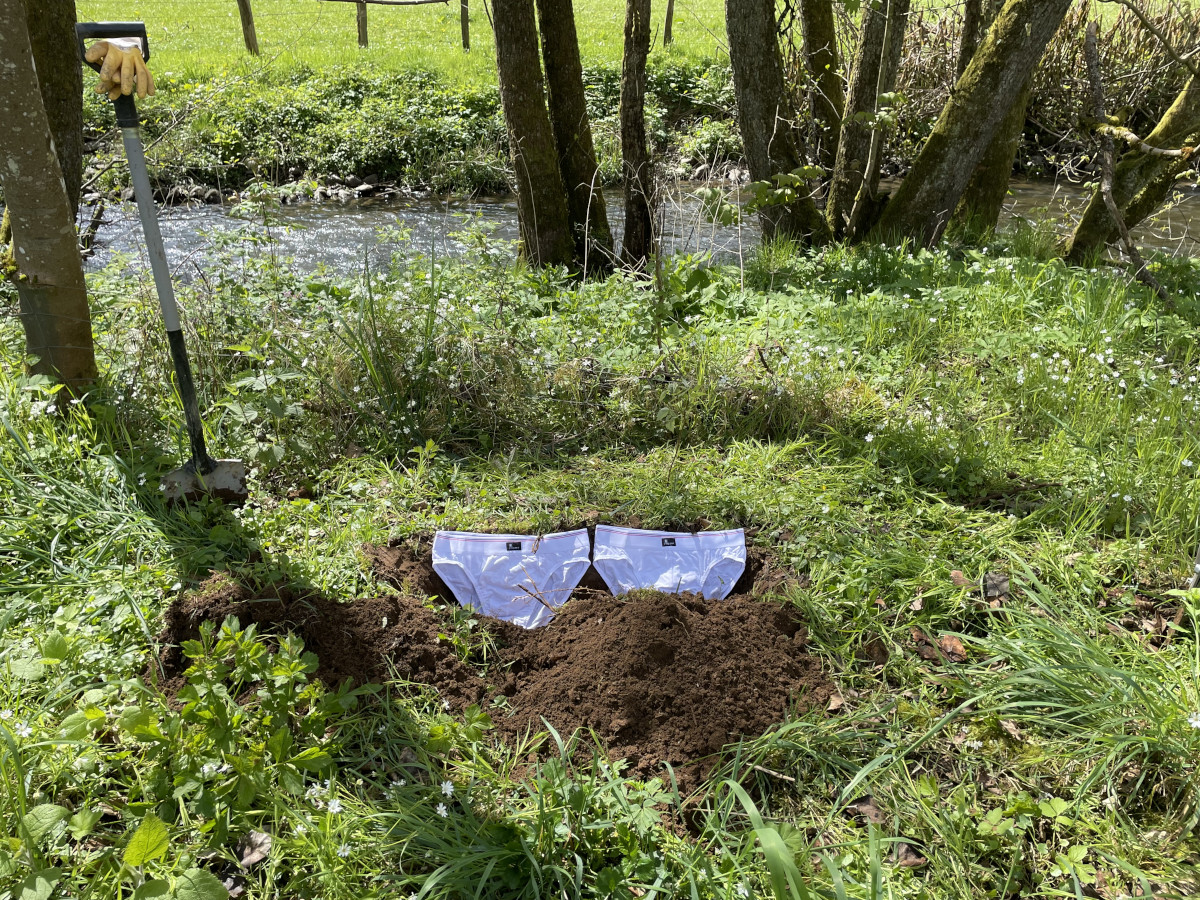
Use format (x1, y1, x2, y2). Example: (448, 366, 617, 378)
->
(153, 529, 833, 793)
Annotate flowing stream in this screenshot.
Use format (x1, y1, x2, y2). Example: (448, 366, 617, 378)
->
(84, 180, 1200, 277)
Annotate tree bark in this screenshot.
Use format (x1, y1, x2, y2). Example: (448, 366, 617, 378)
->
(27, 0, 83, 217)
(356, 2, 368, 48)
(664, 0, 675, 46)
(874, 0, 1074, 247)
(953, 73, 1032, 230)
(493, 0, 574, 266)
(461, 0, 470, 50)
(826, 0, 886, 236)
(956, 0, 983, 79)
(235, 0, 261, 56)
(725, 0, 830, 245)
(1065, 74, 1200, 262)
(536, 0, 615, 270)
(798, 0, 844, 171)
(0, 0, 97, 388)
(620, 0, 654, 267)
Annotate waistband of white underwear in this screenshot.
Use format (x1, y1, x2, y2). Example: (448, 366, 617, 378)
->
(434, 528, 589, 545)
(594, 524, 745, 542)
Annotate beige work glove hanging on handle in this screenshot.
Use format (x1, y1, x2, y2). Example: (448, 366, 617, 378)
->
(84, 38, 155, 100)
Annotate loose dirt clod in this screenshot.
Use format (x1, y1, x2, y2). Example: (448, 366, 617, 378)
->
(157, 540, 830, 790)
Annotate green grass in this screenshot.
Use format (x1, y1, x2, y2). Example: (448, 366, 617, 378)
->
(3, 216, 1200, 896)
(74, 0, 728, 82)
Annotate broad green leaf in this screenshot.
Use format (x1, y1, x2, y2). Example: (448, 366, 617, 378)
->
(173, 867, 227, 900)
(16, 868, 60, 900)
(39, 632, 69, 664)
(133, 880, 171, 900)
(22, 805, 69, 844)
(68, 808, 103, 841)
(290, 747, 331, 771)
(124, 813, 170, 867)
(58, 711, 89, 740)
(9, 655, 45, 682)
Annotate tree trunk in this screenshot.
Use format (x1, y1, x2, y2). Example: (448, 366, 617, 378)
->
(725, 0, 830, 245)
(27, 0, 83, 217)
(493, 0, 574, 266)
(874, 0, 1074, 247)
(798, 0, 844, 171)
(0, 0, 97, 388)
(356, 2, 368, 48)
(536, 0, 615, 270)
(956, 0, 983, 79)
(664, 0, 675, 46)
(620, 0, 654, 267)
(235, 0, 261, 55)
(953, 73, 1032, 230)
(846, 0, 909, 239)
(825, 0, 892, 238)
(461, 0, 470, 51)
(1065, 74, 1200, 262)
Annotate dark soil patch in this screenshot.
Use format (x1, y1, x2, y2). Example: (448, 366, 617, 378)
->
(156, 538, 829, 790)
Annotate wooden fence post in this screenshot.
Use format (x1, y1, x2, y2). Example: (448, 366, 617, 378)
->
(235, 0, 260, 55)
(663, 0, 674, 46)
(356, 1, 368, 47)
(461, 0, 469, 50)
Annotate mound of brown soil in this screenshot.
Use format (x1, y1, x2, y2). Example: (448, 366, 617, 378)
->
(493, 590, 830, 786)
(156, 541, 829, 789)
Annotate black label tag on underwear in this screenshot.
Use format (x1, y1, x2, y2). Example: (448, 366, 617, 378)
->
(661, 537, 676, 547)
(506, 541, 522, 551)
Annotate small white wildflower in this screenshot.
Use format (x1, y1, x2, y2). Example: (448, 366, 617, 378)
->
(337, 843, 352, 858)
(436, 803, 449, 818)
(1188, 711, 1200, 730)
(864, 433, 875, 443)
(14, 723, 32, 739)
(327, 798, 343, 814)
(736, 884, 750, 898)
(1184, 459, 1194, 468)
(0, 710, 13, 721)
(442, 700, 451, 711)
(441, 780, 454, 797)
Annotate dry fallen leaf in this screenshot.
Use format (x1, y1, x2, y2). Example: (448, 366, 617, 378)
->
(938, 634, 967, 662)
(237, 831, 272, 868)
(893, 841, 928, 868)
(950, 570, 974, 588)
(983, 572, 1009, 600)
(912, 629, 943, 661)
(826, 692, 845, 713)
(845, 795, 886, 825)
(858, 638, 890, 666)
(999, 720, 1023, 742)
(909, 593, 924, 612)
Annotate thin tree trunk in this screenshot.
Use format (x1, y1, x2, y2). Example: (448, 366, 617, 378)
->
(726, 0, 831, 244)
(846, 0, 910, 239)
(664, 0, 675, 45)
(357, 2, 368, 48)
(798, 0, 844, 170)
(0, 0, 97, 388)
(493, 0, 574, 266)
(235, 0, 261, 56)
(461, 0, 470, 50)
(27, 0, 83, 217)
(826, 0, 888, 237)
(536, 0, 615, 270)
(956, 0, 983, 79)
(1066, 74, 1200, 261)
(621, 0, 654, 267)
(874, 0, 1074, 247)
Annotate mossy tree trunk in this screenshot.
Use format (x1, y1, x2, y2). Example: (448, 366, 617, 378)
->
(874, 0, 1074, 247)
(27, 0, 83, 217)
(798, 0, 844, 170)
(620, 0, 654, 267)
(1065, 75, 1200, 262)
(493, 0, 574, 267)
(725, 0, 830, 245)
(536, 0, 615, 271)
(0, 0, 97, 389)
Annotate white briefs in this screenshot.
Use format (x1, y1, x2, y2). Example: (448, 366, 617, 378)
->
(432, 529, 591, 629)
(592, 524, 746, 600)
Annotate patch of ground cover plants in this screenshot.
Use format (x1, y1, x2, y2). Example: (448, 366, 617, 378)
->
(4, 219, 1200, 895)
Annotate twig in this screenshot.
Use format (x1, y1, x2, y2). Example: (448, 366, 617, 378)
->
(1083, 21, 1171, 306)
(79, 200, 106, 258)
(750, 763, 796, 783)
(516, 583, 558, 615)
(1099, 0, 1200, 80)
(1095, 124, 1195, 159)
